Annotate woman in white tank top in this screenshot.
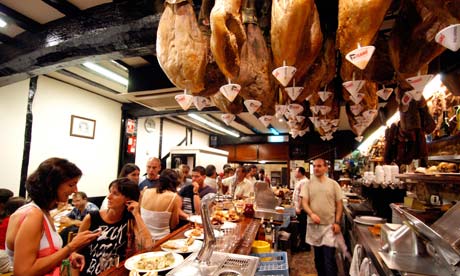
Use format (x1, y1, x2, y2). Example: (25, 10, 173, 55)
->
(140, 169, 182, 241)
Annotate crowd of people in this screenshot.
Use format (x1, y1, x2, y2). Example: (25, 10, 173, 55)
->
(1, 156, 345, 276)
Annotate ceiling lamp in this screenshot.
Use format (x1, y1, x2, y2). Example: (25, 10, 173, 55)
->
(188, 113, 239, 137)
(82, 62, 128, 86)
(0, 18, 7, 28)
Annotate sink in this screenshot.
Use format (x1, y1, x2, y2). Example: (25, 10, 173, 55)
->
(166, 252, 259, 276)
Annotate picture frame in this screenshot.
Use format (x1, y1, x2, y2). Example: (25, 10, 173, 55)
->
(70, 115, 96, 139)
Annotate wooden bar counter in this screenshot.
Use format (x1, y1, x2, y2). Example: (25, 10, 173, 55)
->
(99, 217, 260, 276)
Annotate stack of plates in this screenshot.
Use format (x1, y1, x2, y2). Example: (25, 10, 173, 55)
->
(354, 215, 385, 226)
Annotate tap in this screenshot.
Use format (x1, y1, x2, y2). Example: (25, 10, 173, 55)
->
(195, 193, 217, 265)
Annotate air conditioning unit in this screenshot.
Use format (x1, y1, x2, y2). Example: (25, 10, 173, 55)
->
(120, 87, 183, 111)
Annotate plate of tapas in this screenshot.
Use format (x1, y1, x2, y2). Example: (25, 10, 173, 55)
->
(160, 237, 203, 254)
(125, 251, 183, 273)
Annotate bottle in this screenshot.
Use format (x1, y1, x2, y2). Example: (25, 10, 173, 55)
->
(60, 259, 70, 276)
(439, 110, 451, 138)
(264, 217, 273, 247)
(257, 218, 266, 241)
(456, 106, 460, 132)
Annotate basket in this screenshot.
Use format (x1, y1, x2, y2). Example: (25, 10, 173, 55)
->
(252, 251, 289, 276)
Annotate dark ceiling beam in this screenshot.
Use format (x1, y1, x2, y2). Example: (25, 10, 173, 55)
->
(0, 33, 15, 46)
(0, 3, 42, 32)
(0, 0, 160, 87)
(114, 59, 133, 71)
(42, 0, 81, 17)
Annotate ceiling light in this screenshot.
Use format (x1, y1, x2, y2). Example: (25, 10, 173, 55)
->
(423, 74, 442, 99)
(269, 127, 279, 135)
(82, 62, 128, 86)
(188, 113, 240, 137)
(0, 18, 7, 28)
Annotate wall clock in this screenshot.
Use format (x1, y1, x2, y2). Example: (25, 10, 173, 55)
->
(144, 118, 156, 133)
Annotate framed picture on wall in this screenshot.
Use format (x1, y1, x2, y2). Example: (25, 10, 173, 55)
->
(70, 115, 96, 139)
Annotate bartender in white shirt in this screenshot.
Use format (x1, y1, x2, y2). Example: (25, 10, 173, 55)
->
(222, 165, 253, 199)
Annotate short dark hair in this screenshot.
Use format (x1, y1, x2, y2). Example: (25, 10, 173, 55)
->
(73, 191, 88, 200)
(297, 167, 306, 175)
(0, 189, 13, 204)
(5, 196, 27, 216)
(223, 164, 231, 170)
(26, 158, 82, 210)
(205, 165, 216, 177)
(224, 167, 234, 174)
(192, 166, 206, 176)
(108, 178, 140, 202)
(119, 163, 140, 178)
(249, 164, 257, 170)
(158, 169, 179, 193)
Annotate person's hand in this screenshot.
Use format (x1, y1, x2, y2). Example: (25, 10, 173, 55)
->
(126, 200, 140, 214)
(192, 182, 199, 194)
(60, 216, 71, 225)
(332, 223, 341, 234)
(310, 213, 321, 224)
(67, 230, 101, 251)
(70, 253, 85, 271)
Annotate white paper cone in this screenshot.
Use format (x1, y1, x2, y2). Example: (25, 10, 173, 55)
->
(287, 120, 297, 128)
(408, 89, 423, 101)
(219, 83, 241, 102)
(345, 46, 376, 70)
(321, 125, 332, 132)
(350, 93, 364, 104)
(362, 109, 378, 120)
(310, 105, 321, 115)
(355, 136, 364, 142)
(296, 116, 305, 123)
(221, 114, 235, 125)
(290, 130, 299, 138)
(309, 116, 321, 128)
(325, 133, 334, 141)
(320, 136, 327, 141)
(343, 80, 365, 96)
(244, 99, 262, 114)
(275, 104, 287, 118)
(287, 103, 304, 116)
(175, 94, 194, 110)
(435, 24, 460, 52)
(405, 74, 433, 92)
(318, 91, 333, 102)
(320, 119, 330, 128)
(299, 128, 309, 136)
(193, 96, 211, 111)
(350, 104, 363, 116)
(331, 119, 339, 127)
(286, 87, 304, 101)
(402, 92, 413, 106)
(377, 87, 393, 101)
(259, 115, 273, 127)
(319, 105, 332, 115)
(272, 66, 297, 86)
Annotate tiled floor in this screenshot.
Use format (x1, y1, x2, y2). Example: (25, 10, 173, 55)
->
(288, 249, 347, 276)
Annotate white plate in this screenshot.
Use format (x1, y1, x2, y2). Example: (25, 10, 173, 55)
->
(160, 238, 203, 254)
(124, 251, 183, 273)
(184, 229, 222, 240)
(354, 218, 379, 226)
(358, 216, 384, 223)
(188, 215, 202, 224)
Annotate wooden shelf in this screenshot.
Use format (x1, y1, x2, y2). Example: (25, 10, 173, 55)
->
(395, 173, 460, 184)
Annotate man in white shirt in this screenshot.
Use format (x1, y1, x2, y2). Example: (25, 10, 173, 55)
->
(302, 158, 344, 276)
(246, 164, 258, 185)
(292, 167, 310, 252)
(204, 164, 217, 190)
(222, 166, 253, 199)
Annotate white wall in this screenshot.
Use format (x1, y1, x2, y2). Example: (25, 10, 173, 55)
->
(135, 117, 210, 174)
(27, 76, 122, 196)
(0, 80, 29, 194)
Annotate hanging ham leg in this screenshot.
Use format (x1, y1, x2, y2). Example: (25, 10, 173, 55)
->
(156, 0, 207, 93)
(210, 0, 246, 81)
(271, 0, 322, 83)
(237, 0, 275, 115)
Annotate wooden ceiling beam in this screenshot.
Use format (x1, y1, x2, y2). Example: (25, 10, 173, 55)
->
(0, 3, 42, 32)
(42, 0, 81, 17)
(0, 0, 159, 87)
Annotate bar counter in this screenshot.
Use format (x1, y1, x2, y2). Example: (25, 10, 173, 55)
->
(99, 217, 260, 276)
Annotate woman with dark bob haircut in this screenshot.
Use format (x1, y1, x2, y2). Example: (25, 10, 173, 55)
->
(72, 177, 152, 276)
(5, 157, 100, 276)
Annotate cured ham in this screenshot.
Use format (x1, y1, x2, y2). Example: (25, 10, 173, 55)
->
(271, 0, 322, 83)
(210, 0, 247, 80)
(156, 0, 207, 93)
